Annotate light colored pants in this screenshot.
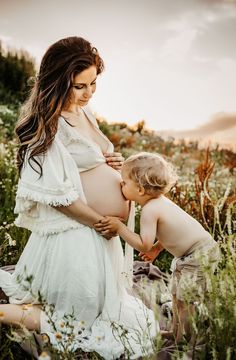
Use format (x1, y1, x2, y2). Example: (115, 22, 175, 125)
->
(171, 241, 220, 301)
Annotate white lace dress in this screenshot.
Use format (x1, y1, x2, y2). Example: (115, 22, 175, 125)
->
(0, 108, 158, 359)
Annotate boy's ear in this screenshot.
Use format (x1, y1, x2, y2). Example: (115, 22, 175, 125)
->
(138, 186, 145, 196)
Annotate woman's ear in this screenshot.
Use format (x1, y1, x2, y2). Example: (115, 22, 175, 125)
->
(138, 186, 145, 196)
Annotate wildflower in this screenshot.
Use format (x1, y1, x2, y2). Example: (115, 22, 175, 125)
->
(38, 351, 51, 360)
(22, 304, 33, 311)
(10, 330, 23, 343)
(0, 311, 5, 319)
(42, 334, 50, 343)
(55, 332, 62, 340)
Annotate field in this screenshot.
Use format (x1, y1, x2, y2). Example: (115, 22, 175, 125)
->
(0, 105, 236, 359)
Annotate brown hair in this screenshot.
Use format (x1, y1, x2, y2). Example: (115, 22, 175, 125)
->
(123, 152, 178, 196)
(15, 36, 104, 176)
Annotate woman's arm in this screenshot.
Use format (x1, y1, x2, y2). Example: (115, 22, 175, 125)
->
(54, 198, 104, 227)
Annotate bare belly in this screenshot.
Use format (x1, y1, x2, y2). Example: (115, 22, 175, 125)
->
(80, 163, 129, 220)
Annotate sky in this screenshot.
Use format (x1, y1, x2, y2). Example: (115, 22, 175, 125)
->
(0, 0, 236, 132)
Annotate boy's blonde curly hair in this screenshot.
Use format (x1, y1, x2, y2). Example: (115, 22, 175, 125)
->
(123, 152, 178, 196)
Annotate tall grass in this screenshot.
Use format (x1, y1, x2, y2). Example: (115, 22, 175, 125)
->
(0, 106, 235, 359)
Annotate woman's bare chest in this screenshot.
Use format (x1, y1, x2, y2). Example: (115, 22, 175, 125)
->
(74, 123, 107, 152)
(61, 110, 108, 152)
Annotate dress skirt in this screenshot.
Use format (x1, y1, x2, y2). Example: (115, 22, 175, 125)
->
(0, 226, 158, 359)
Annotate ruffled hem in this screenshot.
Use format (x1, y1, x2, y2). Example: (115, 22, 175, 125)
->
(15, 181, 80, 210)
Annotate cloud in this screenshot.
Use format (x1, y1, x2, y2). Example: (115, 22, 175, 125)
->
(158, 1, 236, 64)
(158, 112, 236, 150)
(194, 112, 236, 135)
(159, 29, 198, 61)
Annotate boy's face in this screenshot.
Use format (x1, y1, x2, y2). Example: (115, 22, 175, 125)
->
(120, 168, 141, 201)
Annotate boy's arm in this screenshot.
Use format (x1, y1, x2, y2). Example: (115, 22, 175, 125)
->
(139, 240, 164, 262)
(94, 208, 158, 252)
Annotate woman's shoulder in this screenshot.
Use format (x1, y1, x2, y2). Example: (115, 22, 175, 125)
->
(57, 115, 78, 145)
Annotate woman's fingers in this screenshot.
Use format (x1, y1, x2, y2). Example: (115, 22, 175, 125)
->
(104, 153, 124, 165)
(104, 152, 123, 158)
(109, 161, 123, 166)
(104, 152, 124, 171)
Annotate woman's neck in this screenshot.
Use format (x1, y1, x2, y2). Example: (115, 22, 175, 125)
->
(62, 104, 83, 115)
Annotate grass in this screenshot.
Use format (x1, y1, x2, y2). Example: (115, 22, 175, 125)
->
(0, 105, 235, 359)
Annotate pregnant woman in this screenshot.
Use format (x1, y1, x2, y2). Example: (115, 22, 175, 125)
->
(0, 37, 158, 359)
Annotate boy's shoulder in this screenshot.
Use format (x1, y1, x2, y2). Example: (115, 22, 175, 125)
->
(142, 195, 178, 213)
(145, 195, 167, 205)
(142, 196, 165, 213)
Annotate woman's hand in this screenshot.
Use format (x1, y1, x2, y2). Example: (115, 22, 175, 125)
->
(104, 152, 124, 170)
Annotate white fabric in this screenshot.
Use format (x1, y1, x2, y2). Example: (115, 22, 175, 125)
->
(123, 201, 135, 290)
(0, 107, 158, 359)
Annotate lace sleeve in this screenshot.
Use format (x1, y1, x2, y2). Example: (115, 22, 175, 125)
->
(15, 137, 85, 213)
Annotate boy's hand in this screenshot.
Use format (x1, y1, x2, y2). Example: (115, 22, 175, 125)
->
(94, 216, 122, 237)
(139, 246, 160, 263)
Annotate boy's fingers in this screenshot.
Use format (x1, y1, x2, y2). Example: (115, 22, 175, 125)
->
(140, 254, 151, 261)
(99, 218, 110, 224)
(94, 221, 110, 228)
(94, 224, 103, 229)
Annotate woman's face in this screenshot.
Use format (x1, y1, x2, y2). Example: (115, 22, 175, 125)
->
(69, 65, 97, 107)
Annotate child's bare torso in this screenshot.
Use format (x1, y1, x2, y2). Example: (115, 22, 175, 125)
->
(143, 195, 214, 257)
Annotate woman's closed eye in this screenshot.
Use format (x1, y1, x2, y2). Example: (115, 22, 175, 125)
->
(73, 84, 84, 90)
(73, 81, 96, 90)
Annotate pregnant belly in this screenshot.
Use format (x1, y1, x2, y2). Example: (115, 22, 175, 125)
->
(80, 163, 129, 220)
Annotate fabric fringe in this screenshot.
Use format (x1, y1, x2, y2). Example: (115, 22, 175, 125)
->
(15, 187, 80, 211)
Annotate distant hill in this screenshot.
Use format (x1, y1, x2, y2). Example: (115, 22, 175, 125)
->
(158, 112, 236, 150)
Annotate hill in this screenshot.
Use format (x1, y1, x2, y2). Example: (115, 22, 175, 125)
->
(158, 112, 236, 150)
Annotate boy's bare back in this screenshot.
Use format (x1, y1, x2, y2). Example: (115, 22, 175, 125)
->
(141, 195, 214, 258)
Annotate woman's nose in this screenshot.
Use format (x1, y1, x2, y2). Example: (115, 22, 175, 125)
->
(84, 85, 93, 98)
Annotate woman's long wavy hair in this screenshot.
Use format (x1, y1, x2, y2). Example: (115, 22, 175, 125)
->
(15, 36, 104, 176)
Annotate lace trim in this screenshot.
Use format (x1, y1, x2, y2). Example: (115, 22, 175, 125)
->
(57, 117, 82, 145)
(16, 182, 80, 208)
